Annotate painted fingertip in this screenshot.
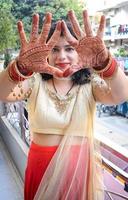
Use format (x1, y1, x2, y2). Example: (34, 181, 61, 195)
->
(63, 68, 73, 77)
(83, 10, 88, 17)
(56, 21, 61, 31)
(101, 15, 106, 21)
(33, 13, 39, 17)
(83, 9, 87, 13)
(32, 13, 39, 23)
(32, 13, 39, 21)
(68, 10, 74, 14)
(61, 21, 66, 32)
(17, 21, 23, 31)
(46, 12, 52, 19)
(61, 20, 66, 26)
(68, 10, 74, 17)
(55, 71, 63, 78)
(46, 12, 52, 17)
(45, 12, 52, 23)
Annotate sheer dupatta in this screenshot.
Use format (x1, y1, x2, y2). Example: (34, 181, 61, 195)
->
(34, 82, 105, 200)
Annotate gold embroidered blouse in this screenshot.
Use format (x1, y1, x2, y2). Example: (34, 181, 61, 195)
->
(27, 74, 96, 137)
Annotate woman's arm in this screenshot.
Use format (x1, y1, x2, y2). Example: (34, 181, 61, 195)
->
(62, 10, 128, 105)
(0, 12, 66, 102)
(0, 68, 30, 102)
(93, 67, 128, 105)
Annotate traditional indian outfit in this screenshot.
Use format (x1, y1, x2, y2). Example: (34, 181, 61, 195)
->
(25, 73, 105, 200)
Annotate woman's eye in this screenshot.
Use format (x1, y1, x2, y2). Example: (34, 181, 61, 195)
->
(65, 47, 74, 52)
(52, 48, 59, 53)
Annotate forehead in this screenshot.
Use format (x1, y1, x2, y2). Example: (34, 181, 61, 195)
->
(54, 37, 70, 47)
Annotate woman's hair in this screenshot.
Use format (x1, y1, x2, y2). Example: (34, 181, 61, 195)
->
(47, 21, 77, 41)
(41, 22, 91, 85)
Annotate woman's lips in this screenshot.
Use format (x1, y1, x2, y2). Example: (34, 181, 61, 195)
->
(55, 63, 70, 68)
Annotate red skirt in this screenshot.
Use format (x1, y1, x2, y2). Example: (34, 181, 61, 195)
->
(25, 141, 90, 200)
(24, 142, 58, 200)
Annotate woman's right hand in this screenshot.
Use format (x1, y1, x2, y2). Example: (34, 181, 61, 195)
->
(62, 10, 109, 72)
(17, 13, 63, 77)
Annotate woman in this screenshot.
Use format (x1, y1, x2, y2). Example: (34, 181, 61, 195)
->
(0, 10, 128, 200)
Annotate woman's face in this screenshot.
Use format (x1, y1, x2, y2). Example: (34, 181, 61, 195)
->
(48, 37, 80, 72)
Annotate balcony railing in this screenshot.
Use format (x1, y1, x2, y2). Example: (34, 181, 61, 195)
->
(3, 101, 30, 146)
(104, 24, 128, 41)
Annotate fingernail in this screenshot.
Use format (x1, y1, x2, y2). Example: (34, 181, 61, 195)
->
(17, 21, 22, 31)
(63, 68, 73, 77)
(56, 72, 63, 78)
(33, 14, 39, 23)
(45, 12, 52, 23)
(68, 10, 74, 16)
(56, 21, 61, 31)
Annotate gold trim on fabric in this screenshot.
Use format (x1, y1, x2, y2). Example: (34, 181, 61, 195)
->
(46, 89, 75, 114)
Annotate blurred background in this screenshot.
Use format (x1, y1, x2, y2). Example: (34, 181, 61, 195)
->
(0, 1, 128, 199)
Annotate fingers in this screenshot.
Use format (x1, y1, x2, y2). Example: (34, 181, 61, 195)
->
(63, 68, 74, 77)
(97, 15, 106, 39)
(63, 65, 81, 77)
(83, 10, 93, 37)
(61, 20, 78, 48)
(30, 14, 39, 42)
(47, 21, 61, 48)
(43, 64, 64, 78)
(40, 12, 52, 43)
(17, 21, 28, 48)
(68, 10, 84, 39)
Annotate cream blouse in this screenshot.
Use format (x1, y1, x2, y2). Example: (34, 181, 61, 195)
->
(27, 74, 96, 137)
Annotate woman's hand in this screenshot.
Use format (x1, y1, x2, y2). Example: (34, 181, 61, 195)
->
(17, 13, 63, 77)
(62, 10, 109, 70)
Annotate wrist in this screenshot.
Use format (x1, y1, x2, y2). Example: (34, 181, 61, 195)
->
(16, 58, 33, 76)
(93, 57, 110, 71)
(100, 58, 118, 79)
(93, 54, 118, 79)
(7, 59, 34, 83)
(93, 52, 112, 72)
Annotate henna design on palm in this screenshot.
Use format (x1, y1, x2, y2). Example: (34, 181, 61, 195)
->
(17, 13, 63, 77)
(62, 10, 109, 71)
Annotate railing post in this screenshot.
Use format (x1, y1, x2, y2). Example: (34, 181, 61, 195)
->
(19, 102, 26, 142)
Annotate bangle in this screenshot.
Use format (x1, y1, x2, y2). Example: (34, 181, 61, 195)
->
(7, 60, 34, 82)
(93, 52, 112, 73)
(16, 58, 33, 76)
(8, 60, 25, 82)
(15, 62, 34, 79)
(100, 58, 118, 79)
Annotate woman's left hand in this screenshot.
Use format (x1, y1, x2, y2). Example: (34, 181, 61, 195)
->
(62, 10, 109, 71)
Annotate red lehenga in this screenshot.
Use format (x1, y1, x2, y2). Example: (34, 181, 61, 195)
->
(30, 136, 104, 200)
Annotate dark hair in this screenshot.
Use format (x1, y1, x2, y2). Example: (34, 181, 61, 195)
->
(41, 22, 91, 85)
(47, 21, 77, 42)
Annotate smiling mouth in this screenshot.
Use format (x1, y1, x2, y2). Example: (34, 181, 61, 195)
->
(55, 63, 70, 68)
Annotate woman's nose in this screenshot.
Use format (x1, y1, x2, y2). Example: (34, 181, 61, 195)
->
(57, 50, 66, 60)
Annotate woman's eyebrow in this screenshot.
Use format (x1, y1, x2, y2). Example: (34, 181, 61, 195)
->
(53, 45, 72, 48)
(64, 45, 73, 47)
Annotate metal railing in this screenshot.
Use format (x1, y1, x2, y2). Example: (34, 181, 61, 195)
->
(104, 189, 128, 199)
(3, 101, 30, 146)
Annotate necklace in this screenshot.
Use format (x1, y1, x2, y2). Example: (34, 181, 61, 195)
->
(46, 79, 75, 114)
(52, 78, 74, 96)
